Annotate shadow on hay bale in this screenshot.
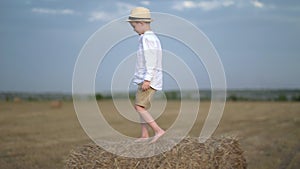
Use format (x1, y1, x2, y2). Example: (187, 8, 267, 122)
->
(66, 137, 247, 169)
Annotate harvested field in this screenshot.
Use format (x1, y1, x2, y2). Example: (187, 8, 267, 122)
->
(0, 100, 299, 169)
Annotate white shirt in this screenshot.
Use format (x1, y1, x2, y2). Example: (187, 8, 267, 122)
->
(133, 30, 163, 90)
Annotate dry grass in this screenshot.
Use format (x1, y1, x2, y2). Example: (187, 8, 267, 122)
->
(0, 101, 89, 169)
(0, 100, 299, 168)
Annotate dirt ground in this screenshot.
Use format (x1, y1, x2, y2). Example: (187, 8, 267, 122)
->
(0, 100, 299, 169)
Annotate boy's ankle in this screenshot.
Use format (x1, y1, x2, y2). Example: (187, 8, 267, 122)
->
(141, 134, 149, 138)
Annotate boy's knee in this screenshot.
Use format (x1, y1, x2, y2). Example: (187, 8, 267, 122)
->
(135, 105, 145, 112)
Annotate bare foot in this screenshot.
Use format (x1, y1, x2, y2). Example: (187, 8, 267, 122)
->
(134, 137, 149, 142)
(149, 130, 165, 144)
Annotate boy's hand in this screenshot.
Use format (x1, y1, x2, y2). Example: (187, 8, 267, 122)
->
(142, 80, 151, 91)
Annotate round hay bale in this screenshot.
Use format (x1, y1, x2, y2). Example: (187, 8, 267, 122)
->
(13, 97, 22, 103)
(50, 100, 62, 108)
(65, 137, 247, 169)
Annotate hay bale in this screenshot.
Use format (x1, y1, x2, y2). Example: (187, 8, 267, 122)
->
(13, 97, 22, 103)
(66, 137, 247, 169)
(50, 100, 62, 108)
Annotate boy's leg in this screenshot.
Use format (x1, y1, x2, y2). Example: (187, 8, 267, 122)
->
(141, 123, 149, 137)
(135, 105, 165, 143)
(135, 84, 165, 142)
(139, 115, 149, 139)
(134, 123, 149, 142)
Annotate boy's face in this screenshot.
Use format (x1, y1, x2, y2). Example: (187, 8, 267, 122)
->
(130, 22, 144, 35)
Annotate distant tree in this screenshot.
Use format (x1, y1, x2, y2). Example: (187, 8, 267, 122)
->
(5, 95, 10, 102)
(27, 96, 38, 102)
(165, 91, 179, 100)
(95, 93, 103, 100)
(276, 94, 287, 101)
(292, 95, 300, 101)
(227, 94, 238, 101)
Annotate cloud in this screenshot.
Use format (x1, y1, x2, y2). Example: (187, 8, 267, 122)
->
(116, 2, 136, 15)
(88, 11, 115, 22)
(250, 0, 264, 8)
(88, 2, 135, 22)
(172, 1, 197, 11)
(32, 8, 75, 15)
(172, 0, 235, 11)
(140, 1, 150, 6)
(198, 1, 234, 11)
(172, 0, 271, 11)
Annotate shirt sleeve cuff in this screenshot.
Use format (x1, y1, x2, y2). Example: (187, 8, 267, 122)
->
(144, 75, 152, 81)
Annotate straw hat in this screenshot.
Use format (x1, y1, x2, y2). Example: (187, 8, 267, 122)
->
(127, 7, 153, 22)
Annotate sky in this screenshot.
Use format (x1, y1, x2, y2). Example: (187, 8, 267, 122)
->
(0, 0, 300, 93)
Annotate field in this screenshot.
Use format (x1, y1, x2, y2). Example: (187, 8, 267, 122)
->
(0, 100, 299, 169)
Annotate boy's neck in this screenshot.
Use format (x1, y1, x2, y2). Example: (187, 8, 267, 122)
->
(140, 24, 151, 35)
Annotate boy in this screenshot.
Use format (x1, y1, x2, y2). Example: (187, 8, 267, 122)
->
(127, 7, 165, 143)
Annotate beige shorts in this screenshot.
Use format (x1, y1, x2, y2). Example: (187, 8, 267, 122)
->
(135, 84, 156, 110)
